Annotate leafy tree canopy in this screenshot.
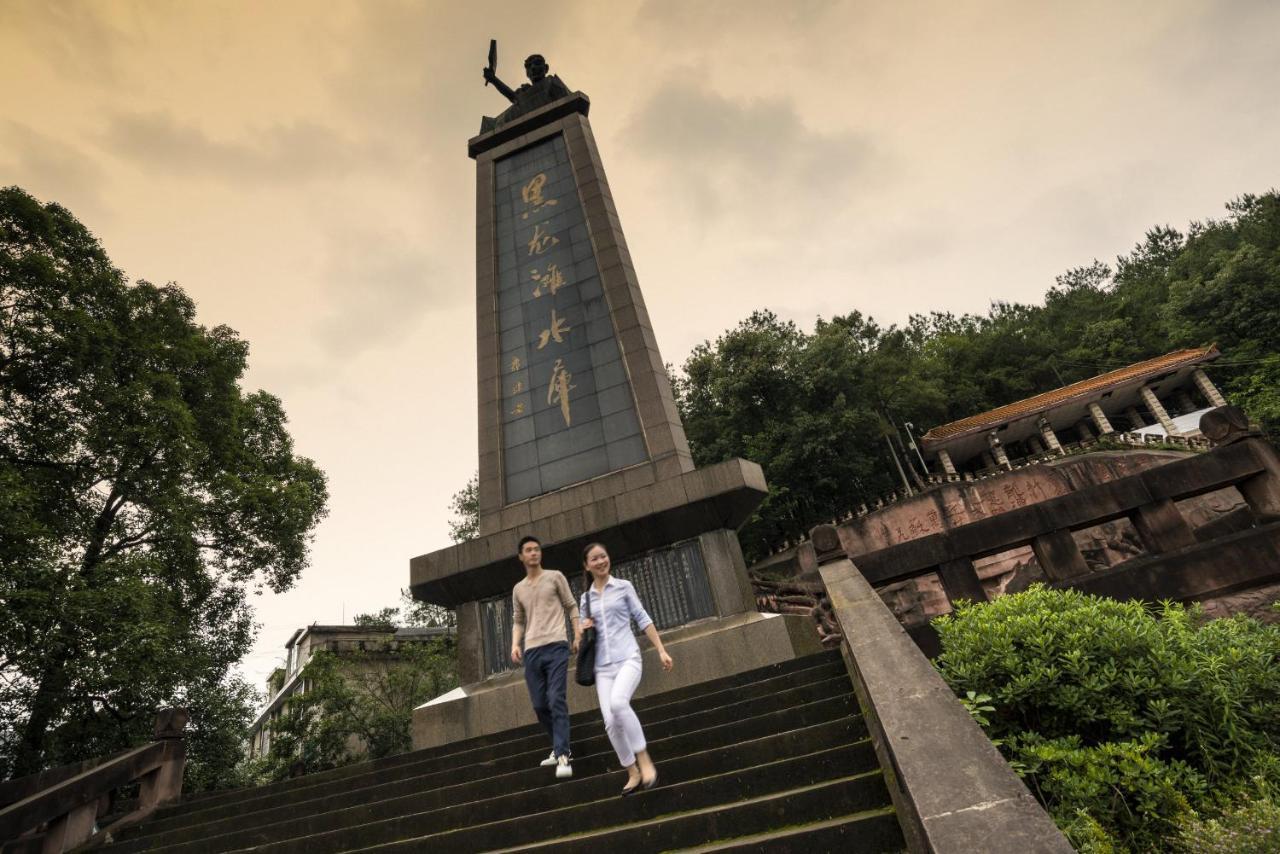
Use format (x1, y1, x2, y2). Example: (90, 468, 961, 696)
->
(353, 587, 457, 630)
(446, 473, 478, 544)
(674, 191, 1280, 560)
(250, 637, 457, 782)
(0, 187, 329, 782)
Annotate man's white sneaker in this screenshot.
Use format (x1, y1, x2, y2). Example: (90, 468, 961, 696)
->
(539, 750, 557, 767)
(555, 754, 573, 779)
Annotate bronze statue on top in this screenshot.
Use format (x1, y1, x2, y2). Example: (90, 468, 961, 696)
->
(480, 40, 572, 132)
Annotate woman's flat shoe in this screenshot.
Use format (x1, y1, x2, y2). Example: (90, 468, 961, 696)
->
(621, 781, 641, 797)
(640, 771, 658, 790)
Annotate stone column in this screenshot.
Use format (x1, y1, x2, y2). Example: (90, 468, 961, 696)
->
(1174, 390, 1196, 413)
(697, 529, 756, 617)
(936, 449, 957, 476)
(1088, 402, 1114, 434)
(1125, 406, 1145, 430)
(455, 601, 485, 685)
(1140, 386, 1178, 435)
(1193, 368, 1228, 407)
(987, 433, 1010, 469)
(981, 450, 996, 469)
(1038, 417, 1062, 453)
(1027, 435, 1044, 454)
(1076, 421, 1094, 442)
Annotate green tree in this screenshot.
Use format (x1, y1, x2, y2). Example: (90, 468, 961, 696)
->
(0, 187, 329, 781)
(673, 310, 944, 559)
(354, 588, 457, 631)
(446, 472, 479, 543)
(179, 674, 262, 793)
(253, 638, 457, 781)
(676, 191, 1280, 559)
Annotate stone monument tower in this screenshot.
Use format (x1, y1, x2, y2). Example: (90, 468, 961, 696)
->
(409, 49, 819, 748)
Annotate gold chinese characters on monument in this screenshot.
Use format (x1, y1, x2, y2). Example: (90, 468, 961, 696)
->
(537, 308, 571, 350)
(520, 173, 558, 219)
(547, 359, 576, 426)
(530, 262, 564, 298)
(508, 174, 576, 426)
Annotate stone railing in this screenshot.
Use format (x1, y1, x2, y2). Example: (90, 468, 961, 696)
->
(812, 524, 1073, 853)
(952, 431, 1213, 484)
(842, 408, 1280, 651)
(0, 709, 188, 852)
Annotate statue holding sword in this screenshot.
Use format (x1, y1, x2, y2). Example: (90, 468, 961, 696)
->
(481, 41, 572, 130)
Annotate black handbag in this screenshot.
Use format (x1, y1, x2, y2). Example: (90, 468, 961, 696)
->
(575, 588, 597, 687)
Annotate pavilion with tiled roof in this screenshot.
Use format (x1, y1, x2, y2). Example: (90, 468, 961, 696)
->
(919, 346, 1227, 475)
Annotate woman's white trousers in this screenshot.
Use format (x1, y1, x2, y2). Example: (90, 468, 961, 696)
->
(595, 653, 646, 767)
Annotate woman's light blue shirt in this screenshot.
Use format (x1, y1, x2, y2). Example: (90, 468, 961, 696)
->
(580, 576, 653, 666)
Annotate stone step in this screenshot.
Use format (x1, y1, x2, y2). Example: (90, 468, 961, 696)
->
(166, 650, 843, 816)
(138, 663, 851, 832)
(251, 743, 888, 853)
(115, 685, 860, 850)
(670, 808, 903, 852)
(134, 718, 875, 854)
(355, 763, 896, 850)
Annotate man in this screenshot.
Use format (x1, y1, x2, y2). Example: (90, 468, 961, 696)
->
(511, 535, 579, 778)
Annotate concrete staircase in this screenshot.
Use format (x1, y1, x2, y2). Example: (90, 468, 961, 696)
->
(104, 651, 904, 852)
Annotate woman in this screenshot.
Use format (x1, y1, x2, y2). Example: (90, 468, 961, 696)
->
(576, 542, 675, 795)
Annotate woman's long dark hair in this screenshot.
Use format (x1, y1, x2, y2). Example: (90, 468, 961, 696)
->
(581, 541, 608, 598)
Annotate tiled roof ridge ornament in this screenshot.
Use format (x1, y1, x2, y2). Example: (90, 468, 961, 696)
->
(480, 40, 573, 132)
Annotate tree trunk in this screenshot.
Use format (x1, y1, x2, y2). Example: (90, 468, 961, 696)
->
(12, 491, 120, 775)
(12, 652, 73, 776)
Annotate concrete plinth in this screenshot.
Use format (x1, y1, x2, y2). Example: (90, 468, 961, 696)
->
(411, 611, 821, 750)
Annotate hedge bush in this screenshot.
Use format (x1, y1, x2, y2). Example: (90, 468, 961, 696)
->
(933, 585, 1280, 852)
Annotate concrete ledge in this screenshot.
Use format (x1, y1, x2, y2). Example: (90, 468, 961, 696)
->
(411, 611, 820, 750)
(819, 556, 1072, 853)
(468, 92, 591, 158)
(410, 458, 766, 606)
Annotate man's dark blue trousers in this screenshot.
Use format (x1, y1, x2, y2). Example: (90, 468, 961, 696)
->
(523, 641, 571, 757)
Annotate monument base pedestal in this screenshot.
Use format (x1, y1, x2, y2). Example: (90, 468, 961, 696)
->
(412, 611, 822, 750)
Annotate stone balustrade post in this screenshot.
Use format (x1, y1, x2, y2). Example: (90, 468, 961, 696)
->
(937, 557, 988, 606)
(1030, 529, 1090, 580)
(138, 708, 189, 813)
(1131, 499, 1197, 554)
(1200, 407, 1279, 523)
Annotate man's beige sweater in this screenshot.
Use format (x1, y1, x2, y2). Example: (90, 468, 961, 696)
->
(512, 569, 579, 651)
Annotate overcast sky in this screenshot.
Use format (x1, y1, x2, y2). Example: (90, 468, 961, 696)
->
(3, 0, 1278, 696)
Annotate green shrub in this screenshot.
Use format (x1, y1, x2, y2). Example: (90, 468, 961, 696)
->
(1175, 778, 1280, 853)
(1010, 731, 1202, 852)
(933, 585, 1280, 851)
